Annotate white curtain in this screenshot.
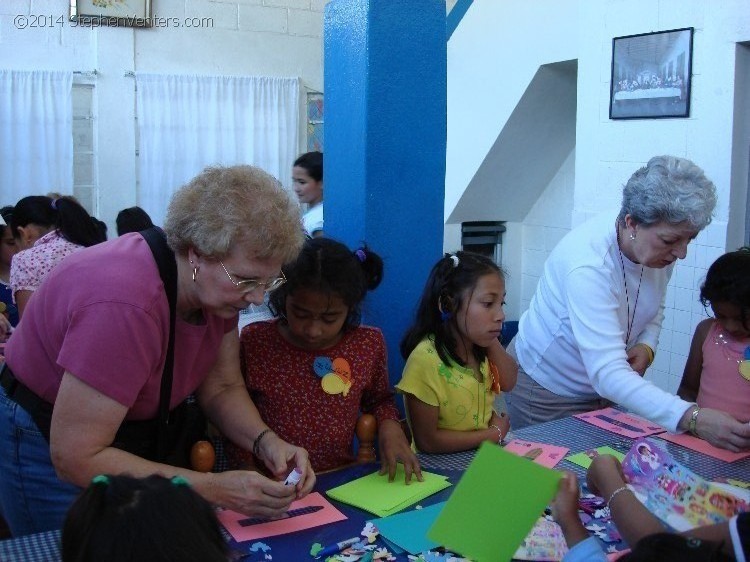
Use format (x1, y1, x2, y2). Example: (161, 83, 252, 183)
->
(0, 70, 73, 204)
(136, 74, 300, 226)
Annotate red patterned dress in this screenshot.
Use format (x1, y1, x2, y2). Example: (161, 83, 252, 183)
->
(225, 320, 400, 471)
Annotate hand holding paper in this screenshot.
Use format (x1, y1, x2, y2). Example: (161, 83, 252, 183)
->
(428, 442, 562, 562)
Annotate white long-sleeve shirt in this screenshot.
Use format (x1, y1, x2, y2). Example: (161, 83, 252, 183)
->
(514, 211, 692, 431)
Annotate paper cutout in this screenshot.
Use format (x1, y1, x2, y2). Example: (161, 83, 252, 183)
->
(565, 446, 625, 469)
(574, 407, 664, 438)
(217, 492, 346, 542)
(428, 442, 562, 562)
(315, 355, 353, 396)
(503, 439, 570, 468)
(656, 432, 750, 463)
(326, 466, 451, 517)
(623, 438, 750, 531)
(513, 517, 568, 561)
(370, 502, 445, 554)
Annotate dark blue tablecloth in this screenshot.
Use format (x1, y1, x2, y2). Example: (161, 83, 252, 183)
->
(2, 414, 748, 561)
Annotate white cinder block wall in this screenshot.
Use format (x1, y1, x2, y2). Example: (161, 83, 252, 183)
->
(446, 0, 750, 395)
(0, 0, 324, 229)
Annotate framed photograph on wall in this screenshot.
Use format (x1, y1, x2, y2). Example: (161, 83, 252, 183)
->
(70, 0, 153, 28)
(609, 27, 694, 120)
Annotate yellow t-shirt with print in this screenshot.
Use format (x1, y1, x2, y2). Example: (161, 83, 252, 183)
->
(396, 336, 498, 434)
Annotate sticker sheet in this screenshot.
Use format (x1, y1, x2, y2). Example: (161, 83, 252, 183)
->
(622, 438, 749, 531)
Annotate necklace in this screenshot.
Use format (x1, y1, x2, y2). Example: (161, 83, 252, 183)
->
(713, 329, 750, 381)
(616, 222, 644, 343)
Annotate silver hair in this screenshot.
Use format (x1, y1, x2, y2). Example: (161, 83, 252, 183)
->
(164, 165, 303, 263)
(617, 155, 717, 230)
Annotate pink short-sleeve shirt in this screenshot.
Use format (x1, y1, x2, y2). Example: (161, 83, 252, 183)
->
(5, 233, 237, 420)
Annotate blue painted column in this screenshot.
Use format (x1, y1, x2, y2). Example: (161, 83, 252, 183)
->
(324, 0, 447, 393)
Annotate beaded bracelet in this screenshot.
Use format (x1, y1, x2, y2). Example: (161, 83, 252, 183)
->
(607, 485, 631, 508)
(490, 424, 504, 445)
(253, 428, 273, 458)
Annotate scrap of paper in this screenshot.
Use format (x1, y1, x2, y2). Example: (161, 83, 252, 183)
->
(565, 446, 625, 469)
(503, 439, 570, 468)
(656, 432, 750, 463)
(574, 407, 664, 439)
(623, 438, 750, 531)
(326, 465, 451, 517)
(513, 517, 568, 561)
(217, 492, 346, 542)
(428, 442, 562, 562)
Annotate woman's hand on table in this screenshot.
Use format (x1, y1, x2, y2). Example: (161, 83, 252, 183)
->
(257, 431, 316, 497)
(687, 407, 750, 452)
(378, 418, 423, 484)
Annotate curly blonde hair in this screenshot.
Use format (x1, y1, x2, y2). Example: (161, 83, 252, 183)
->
(164, 165, 303, 263)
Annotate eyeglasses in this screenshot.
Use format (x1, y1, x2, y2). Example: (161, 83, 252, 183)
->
(218, 260, 286, 294)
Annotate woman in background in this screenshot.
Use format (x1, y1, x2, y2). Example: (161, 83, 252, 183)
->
(292, 151, 324, 238)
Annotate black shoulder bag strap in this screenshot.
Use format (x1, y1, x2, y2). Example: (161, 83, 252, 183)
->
(139, 227, 178, 461)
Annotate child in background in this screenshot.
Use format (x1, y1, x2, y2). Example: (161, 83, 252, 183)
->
(396, 252, 518, 453)
(62, 474, 227, 562)
(224, 237, 421, 482)
(10, 195, 104, 318)
(292, 151, 324, 238)
(552, 455, 746, 561)
(0, 206, 19, 331)
(116, 205, 155, 236)
(678, 248, 750, 423)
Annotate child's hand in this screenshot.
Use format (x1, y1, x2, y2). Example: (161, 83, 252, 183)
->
(550, 472, 580, 527)
(488, 411, 510, 442)
(378, 419, 423, 484)
(586, 454, 626, 498)
(550, 472, 589, 547)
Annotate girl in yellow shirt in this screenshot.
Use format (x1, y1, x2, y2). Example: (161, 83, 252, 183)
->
(396, 252, 518, 453)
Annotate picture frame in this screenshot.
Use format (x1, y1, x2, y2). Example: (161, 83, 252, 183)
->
(609, 27, 693, 120)
(70, 0, 153, 28)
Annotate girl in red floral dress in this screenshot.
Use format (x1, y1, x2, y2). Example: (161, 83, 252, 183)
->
(225, 237, 421, 483)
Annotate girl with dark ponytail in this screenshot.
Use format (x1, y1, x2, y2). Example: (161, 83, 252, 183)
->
(9, 195, 104, 317)
(224, 237, 422, 482)
(396, 251, 518, 454)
